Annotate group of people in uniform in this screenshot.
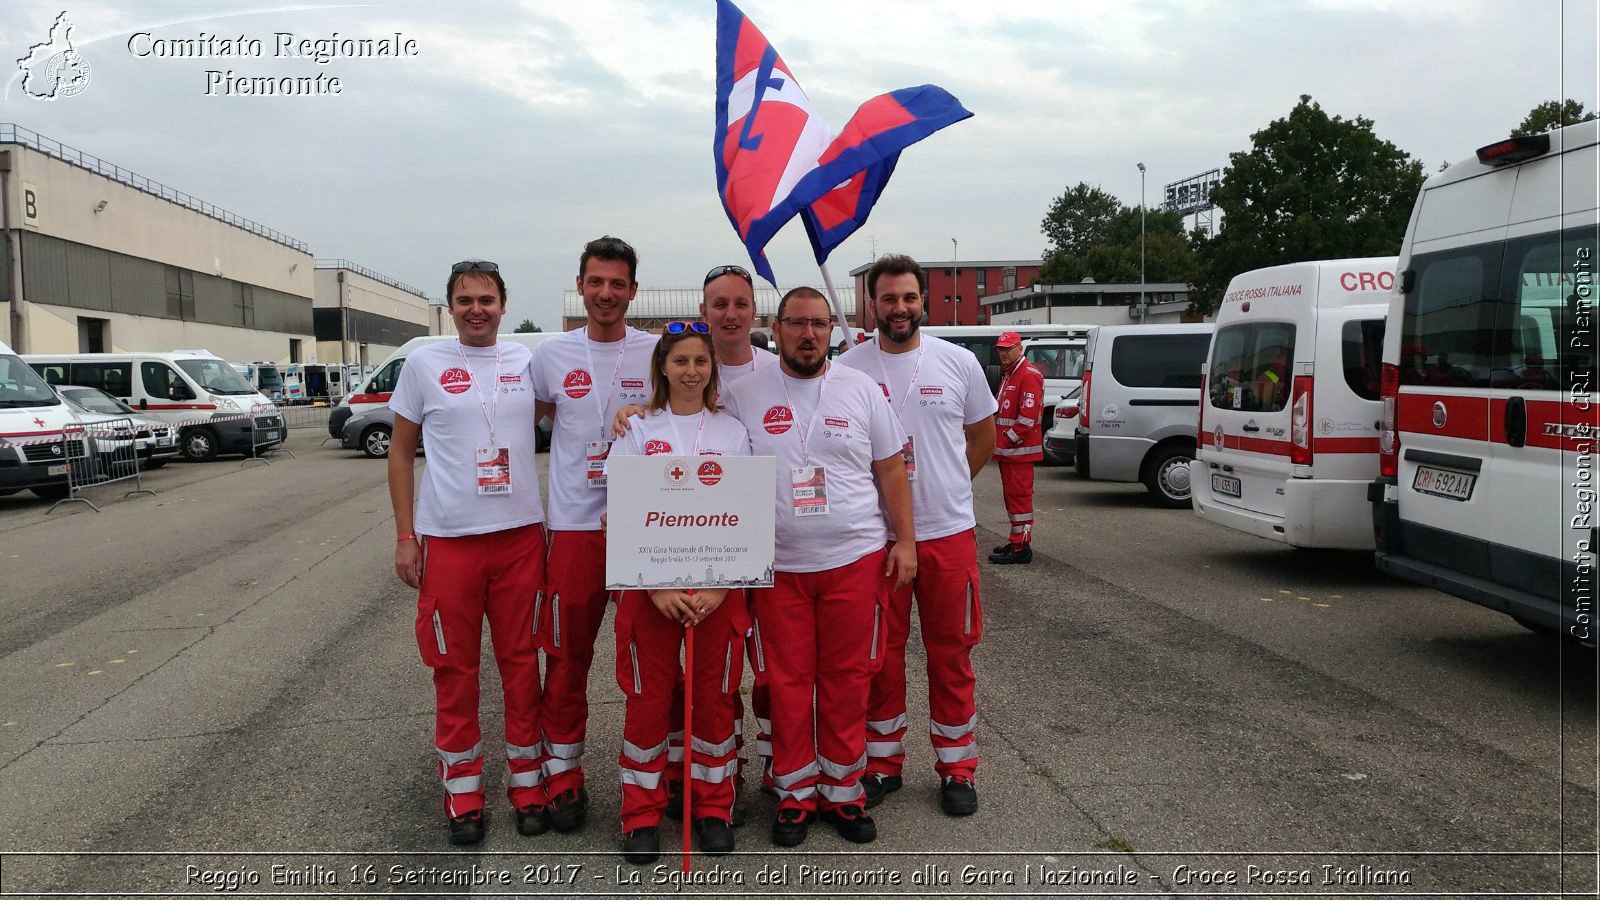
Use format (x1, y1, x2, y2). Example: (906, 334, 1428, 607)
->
(386, 237, 1047, 862)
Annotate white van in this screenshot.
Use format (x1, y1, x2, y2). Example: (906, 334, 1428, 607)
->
(1073, 323, 1213, 506)
(1022, 329, 1092, 462)
(1191, 258, 1396, 549)
(327, 333, 559, 450)
(0, 340, 84, 499)
(1372, 121, 1598, 640)
(27, 350, 281, 461)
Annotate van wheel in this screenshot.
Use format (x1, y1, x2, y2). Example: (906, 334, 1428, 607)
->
(361, 424, 392, 459)
(182, 427, 220, 462)
(1143, 444, 1194, 508)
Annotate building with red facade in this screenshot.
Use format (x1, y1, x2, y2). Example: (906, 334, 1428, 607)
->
(850, 258, 1041, 329)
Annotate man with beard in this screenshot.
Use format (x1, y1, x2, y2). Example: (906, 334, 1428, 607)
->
(721, 287, 917, 847)
(529, 236, 657, 832)
(990, 332, 1045, 564)
(837, 254, 995, 817)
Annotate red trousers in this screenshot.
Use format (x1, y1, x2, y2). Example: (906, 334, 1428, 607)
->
(999, 460, 1036, 547)
(865, 530, 983, 781)
(538, 529, 609, 798)
(414, 523, 546, 817)
(751, 550, 886, 813)
(615, 590, 748, 831)
(666, 670, 769, 790)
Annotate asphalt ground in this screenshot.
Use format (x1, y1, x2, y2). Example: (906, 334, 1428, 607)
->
(0, 439, 1594, 899)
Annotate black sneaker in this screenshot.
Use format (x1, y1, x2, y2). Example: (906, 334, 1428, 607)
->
(990, 545, 1033, 565)
(515, 803, 551, 836)
(447, 810, 484, 845)
(695, 817, 735, 855)
(664, 779, 683, 820)
(730, 783, 749, 828)
(621, 826, 660, 865)
(940, 776, 979, 816)
(548, 786, 589, 833)
(820, 804, 877, 843)
(861, 773, 902, 809)
(991, 542, 1012, 556)
(770, 808, 812, 847)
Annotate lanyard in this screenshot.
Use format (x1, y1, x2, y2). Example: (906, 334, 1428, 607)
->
(583, 337, 629, 441)
(666, 409, 707, 456)
(455, 342, 502, 445)
(998, 357, 1021, 398)
(875, 343, 925, 410)
(778, 364, 831, 464)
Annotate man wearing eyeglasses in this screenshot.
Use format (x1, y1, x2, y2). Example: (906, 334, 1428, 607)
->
(388, 260, 549, 845)
(721, 287, 916, 847)
(837, 254, 996, 819)
(529, 236, 658, 833)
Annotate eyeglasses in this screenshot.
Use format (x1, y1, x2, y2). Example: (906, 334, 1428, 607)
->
(664, 321, 710, 335)
(703, 264, 753, 286)
(451, 259, 499, 274)
(778, 316, 834, 332)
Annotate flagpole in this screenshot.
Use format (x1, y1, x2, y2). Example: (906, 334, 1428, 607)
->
(818, 262, 856, 346)
(681, 617, 695, 874)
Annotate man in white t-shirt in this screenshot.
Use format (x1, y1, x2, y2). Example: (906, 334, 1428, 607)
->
(529, 236, 657, 832)
(722, 287, 916, 847)
(837, 254, 996, 819)
(388, 260, 548, 845)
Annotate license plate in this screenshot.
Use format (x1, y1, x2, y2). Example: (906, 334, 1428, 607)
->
(1211, 473, 1241, 498)
(1413, 465, 1476, 501)
(47, 464, 67, 476)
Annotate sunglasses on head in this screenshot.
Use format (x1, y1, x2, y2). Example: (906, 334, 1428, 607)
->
(664, 321, 711, 335)
(703, 264, 753, 286)
(451, 259, 499, 274)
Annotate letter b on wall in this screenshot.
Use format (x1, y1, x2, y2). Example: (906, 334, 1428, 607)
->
(22, 181, 39, 228)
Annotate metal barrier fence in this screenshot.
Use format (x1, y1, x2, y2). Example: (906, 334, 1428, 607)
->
(279, 404, 333, 432)
(48, 418, 155, 514)
(242, 405, 295, 467)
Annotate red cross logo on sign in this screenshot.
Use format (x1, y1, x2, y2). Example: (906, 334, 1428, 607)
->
(663, 460, 690, 487)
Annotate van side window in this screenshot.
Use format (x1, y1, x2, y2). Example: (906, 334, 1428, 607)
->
(1494, 228, 1597, 392)
(1401, 247, 1498, 388)
(1208, 323, 1296, 412)
(141, 362, 190, 400)
(1341, 319, 1386, 401)
(34, 364, 68, 385)
(369, 359, 404, 394)
(73, 362, 133, 397)
(1112, 334, 1209, 389)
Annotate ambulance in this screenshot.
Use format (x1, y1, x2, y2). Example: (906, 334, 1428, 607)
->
(1191, 257, 1396, 549)
(0, 339, 83, 499)
(1370, 120, 1597, 640)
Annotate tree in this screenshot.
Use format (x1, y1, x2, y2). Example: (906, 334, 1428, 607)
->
(1512, 99, 1596, 137)
(514, 319, 542, 333)
(1039, 184, 1196, 285)
(1188, 95, 1424, 316)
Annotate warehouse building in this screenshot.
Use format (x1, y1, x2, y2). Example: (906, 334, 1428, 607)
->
(852, 257, 1042, 328)
(312, 259, 432, 370)
(1, 123, 314, 361)
(983, 280, 1193, 325)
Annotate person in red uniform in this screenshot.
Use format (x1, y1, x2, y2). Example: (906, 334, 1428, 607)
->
(388, 260, 549, 845)
(990, 332, 1044, 565)
(609, 321, 752, 864)
(837, 254, 995, 817)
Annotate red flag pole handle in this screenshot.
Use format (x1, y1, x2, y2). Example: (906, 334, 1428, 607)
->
(682, 618, 695, 873)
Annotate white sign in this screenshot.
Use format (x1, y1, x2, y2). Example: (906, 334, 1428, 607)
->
(605, 455, 776, 591)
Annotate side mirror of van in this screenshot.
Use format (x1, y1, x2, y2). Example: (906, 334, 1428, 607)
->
(169, 384, 195, 402)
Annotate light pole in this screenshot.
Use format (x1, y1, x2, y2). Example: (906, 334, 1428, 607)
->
(951, 237, 958, 324)
(1136, 162, 1147, 325)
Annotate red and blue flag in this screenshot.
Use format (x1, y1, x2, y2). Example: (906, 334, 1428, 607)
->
(713, 0, 972, 283)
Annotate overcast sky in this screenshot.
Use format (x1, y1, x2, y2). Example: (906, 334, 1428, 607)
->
(3, 0, 1596, 330)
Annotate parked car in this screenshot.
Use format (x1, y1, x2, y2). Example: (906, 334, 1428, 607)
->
(55, 385, 181, 469)
(343, 406, 406, 459)
(1074, 323, 1214, 507)
(1022, 331, 1091, 463)
(1042, 386, 1082, 467)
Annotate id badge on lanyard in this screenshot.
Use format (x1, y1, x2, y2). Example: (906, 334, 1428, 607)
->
(586, 440, 611, 488)
(791, 465, 829, 517)
(901, 436, 917, 481)
(477, 446, 512, 495)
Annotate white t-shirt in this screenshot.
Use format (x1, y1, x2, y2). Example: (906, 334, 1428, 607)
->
(608, 407, 752, 460)
(716, 349, 779, 387)
(838, 334, 997, 541)
(724, 362, 906, 573)
(389, 340, 544, 538)
(531, 327, 658, 530)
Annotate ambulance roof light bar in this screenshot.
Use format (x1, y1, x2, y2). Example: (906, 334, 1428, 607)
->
(1475, 133, 1550, 166)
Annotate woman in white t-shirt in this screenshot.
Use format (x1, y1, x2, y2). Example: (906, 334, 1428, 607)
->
(608, 322, 751, 865)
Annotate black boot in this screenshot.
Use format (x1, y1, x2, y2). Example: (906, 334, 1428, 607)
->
(990, 544, 1033, 565)
(861, 773, 902, 809)
(621, 826, 660, 865)
(447, 810, 485, 845)
(695, 817, 735, 855)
